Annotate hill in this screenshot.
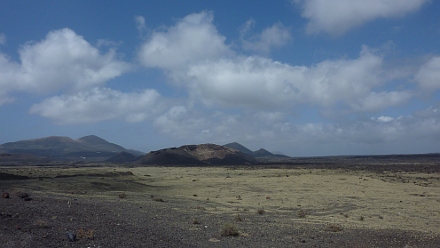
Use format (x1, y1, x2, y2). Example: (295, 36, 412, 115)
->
(106, 152, 140, 163)
(0, 135, 141, 161)
(224, 142, 289, 158)
(223, 142, 254, 155)
(252, 148, 274, 157)
(136, 143, 257, 165)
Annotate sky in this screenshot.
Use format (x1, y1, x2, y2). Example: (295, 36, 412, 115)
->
(1, 0, 440, 156)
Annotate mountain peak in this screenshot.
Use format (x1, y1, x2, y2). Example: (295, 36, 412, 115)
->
(253, 148, 274, 157)
(223, 142, 253, 155)
(77, 135, 109, 145)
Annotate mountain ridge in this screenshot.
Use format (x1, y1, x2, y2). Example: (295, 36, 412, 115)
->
(223, 142, 287, 158)
(0, 135, 142, 161)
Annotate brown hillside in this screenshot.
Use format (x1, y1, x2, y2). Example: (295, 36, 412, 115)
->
(136, 144, 257, 165)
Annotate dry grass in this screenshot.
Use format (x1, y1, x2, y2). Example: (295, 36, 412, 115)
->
(33, 219, 49, 228)
(324, 224, 343, 232)
(221, 223, 239, 236)
(234, 214, 244, 222)
(1, 165, 439, 236)
(76, 228, 95, 240)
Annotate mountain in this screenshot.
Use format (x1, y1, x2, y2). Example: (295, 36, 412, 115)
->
(252, 148, 274, 157)
(106, 152, 140, 163)
(0, 135, 140, 161)
(223, 142, 254, 155)
(136, 143, 257, 165)
(224, 142, 289, 158)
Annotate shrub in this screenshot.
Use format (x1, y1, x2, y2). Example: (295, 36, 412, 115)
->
(192, 218, 200, 224)
(153, 197, 165, 202)
(77, 228, 94, 239)
(234, 214, 244, 222)
(324, 224, 343, 232)
(221, 223, 239, 236)
(297, 210, 308, 218)
(34, 219, 49, 228)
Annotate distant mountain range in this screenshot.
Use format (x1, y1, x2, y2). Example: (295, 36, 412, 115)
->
(223, 142, 289, 158)
(0, 135, 287, 164)
(0, 135, 144, 162)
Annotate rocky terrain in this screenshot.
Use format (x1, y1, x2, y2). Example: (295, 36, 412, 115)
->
(136, 144, 257, 165)
(1, 159, 440, 247)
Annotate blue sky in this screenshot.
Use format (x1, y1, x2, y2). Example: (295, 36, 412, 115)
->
(1, 0, 440, 156)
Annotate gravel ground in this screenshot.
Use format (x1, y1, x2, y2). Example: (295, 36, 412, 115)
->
(1, 188, 440, 248)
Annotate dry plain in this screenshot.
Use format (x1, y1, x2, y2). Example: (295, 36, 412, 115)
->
(1, 161, 440, 247)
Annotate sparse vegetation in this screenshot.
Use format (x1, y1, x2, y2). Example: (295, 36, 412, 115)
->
(33, 219, 49, 228)
(324, 224, 343, 232)
(234, 214, 244, 222)
(298, 209, 308, 218)
(221, 223, 239, 236)
(1, 158, 439, 247)
(192, 218, 200, 224)
(76, 228, 95, 239)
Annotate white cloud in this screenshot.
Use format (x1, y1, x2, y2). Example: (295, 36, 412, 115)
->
(138, 11, 230, 70)
(350, 91, 413, 112)
(186, 47, 396, 111)
(293, 0, 429, 35)
(151, 105, 440, 155)
(373, 115, 394, 122)
(30, 87, 163, 124)
(414, 56, 440, 91)
(240, 20, 291, 54)
(0, 28, 130, 101)
(138, 12, 409, 114)
(134, 15, 146, 33)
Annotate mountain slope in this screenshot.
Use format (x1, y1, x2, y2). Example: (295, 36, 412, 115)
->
(253, 148, 274, 157)
(223, 142, 254, 155)
(78, 135, 127, 152)
(136, 144, 257, 165)
(0, 135, 138, 161)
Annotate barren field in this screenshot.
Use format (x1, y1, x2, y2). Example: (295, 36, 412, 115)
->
(1, 162, 440, 247)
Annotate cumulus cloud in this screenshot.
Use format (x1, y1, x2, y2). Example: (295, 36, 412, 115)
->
(350, 91, 413, 112)
(186, 47, 405, 112)
(293, 0, 429, 35)
(414, 56, 440, 91)
(240, 19, 291, 54)
(30, 87, 163, 124)
(138, 11, 230, 70)
(138, 12, 412, 114)
(0, 28, 130, 102)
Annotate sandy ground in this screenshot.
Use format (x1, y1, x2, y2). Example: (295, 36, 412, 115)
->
(1, 165, 440, 247)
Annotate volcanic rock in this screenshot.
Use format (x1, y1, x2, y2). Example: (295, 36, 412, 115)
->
(136, 144, 257, 165)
